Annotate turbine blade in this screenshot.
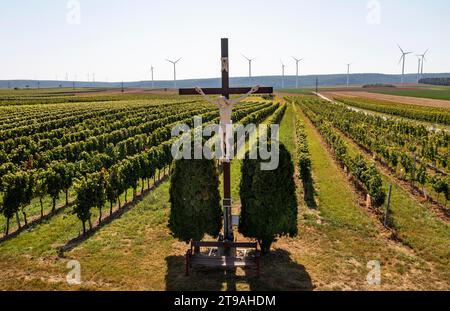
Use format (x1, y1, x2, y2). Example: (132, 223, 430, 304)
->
(398, 44, 405, 54)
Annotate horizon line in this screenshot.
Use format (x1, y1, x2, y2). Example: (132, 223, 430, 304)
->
(1, 72, 449, 84)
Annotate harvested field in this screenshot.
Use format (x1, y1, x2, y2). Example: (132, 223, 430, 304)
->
(322, 91, 450, 108)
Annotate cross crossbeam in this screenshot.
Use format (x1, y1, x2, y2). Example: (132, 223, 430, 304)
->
(179, 87, 273, 96)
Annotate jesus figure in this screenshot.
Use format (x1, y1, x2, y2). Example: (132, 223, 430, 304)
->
(195, 85, 260, 161)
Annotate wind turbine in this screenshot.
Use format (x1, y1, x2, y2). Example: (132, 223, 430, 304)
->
(398, 45, 412, 84)
(416, 49, 429, 79)
(242, 54, 255, 85)
(346, 63, 352, 87)
(292, 57, 304, 89)
(166, 58, 182, 88)
(150, 65, 155, 89)
(416, 56, 422, 84)
(281, 60, 286, 89)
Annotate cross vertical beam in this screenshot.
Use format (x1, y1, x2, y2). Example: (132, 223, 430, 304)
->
(221, 38, 229, 99)
(221, 38, 232, 241)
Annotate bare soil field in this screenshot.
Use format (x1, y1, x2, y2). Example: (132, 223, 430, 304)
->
(322, 91, 450, 108)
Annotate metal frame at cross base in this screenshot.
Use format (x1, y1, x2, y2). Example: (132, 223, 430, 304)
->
(179, 38, 273, 243)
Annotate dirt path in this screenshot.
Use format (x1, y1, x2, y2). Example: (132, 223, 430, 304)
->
(322, 91, 450, 108)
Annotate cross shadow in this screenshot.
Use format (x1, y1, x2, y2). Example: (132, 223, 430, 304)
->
(247, 248, 314, 291)
(165, 248, 313, 291)
(165, 255, 225, 291)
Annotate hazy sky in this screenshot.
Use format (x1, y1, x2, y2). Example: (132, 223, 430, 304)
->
(1, 0, 449, 81)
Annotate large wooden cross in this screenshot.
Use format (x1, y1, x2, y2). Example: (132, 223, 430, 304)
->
(179, 38, 273, 242)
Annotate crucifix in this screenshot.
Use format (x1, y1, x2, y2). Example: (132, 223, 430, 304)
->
(179, 38, 273, 242)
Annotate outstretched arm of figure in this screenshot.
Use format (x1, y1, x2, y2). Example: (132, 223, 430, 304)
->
(195, 86, 218, 107)
(229, 85, 260, 105)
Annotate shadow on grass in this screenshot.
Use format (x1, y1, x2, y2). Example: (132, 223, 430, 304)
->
(57, 174, 169, 256)
(302, 176, 318, 209)
(0, 202, 73, 244)
(304, 183, 317, 209)
(165, 248, 313, 291)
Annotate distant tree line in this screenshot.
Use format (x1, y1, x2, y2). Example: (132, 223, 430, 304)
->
(419, 78, 450, 86)
(362, 84, 396, 88)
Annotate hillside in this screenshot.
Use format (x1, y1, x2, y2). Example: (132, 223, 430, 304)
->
(2, 73, 450, 89)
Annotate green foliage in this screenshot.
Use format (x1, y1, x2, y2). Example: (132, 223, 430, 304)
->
(364, 163, 386, 206)
(34, 169, 47, 200)
(292, 96, 449, 197)
(168, 154, 222, 243)
(419, 77, 450, 86)
(296, 120, 312, 182)
(45, 163, 63, 210)
(0, 97, 273, 233)
(294, 98, 386, 207)
(105, 165, 124, 207)
(335, 96, 450, 124)
(1, 171, 33, 217)
(431, 175, 449, 201)
(295, 119, 315, 205)
(372, 86, 450, 101)
(0, 171, 33, 233)
(238, 103, 280, 126)
(362, 84, 396, 88)
(350, 156, 385, 206)
(122, 158, 139, 195)
(261, 94, 275, 100)
(73, 171, 107, 233)
(416, 165, 428, 188)
(51, 161, 76, 205)
(239, 142, 298, 253)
